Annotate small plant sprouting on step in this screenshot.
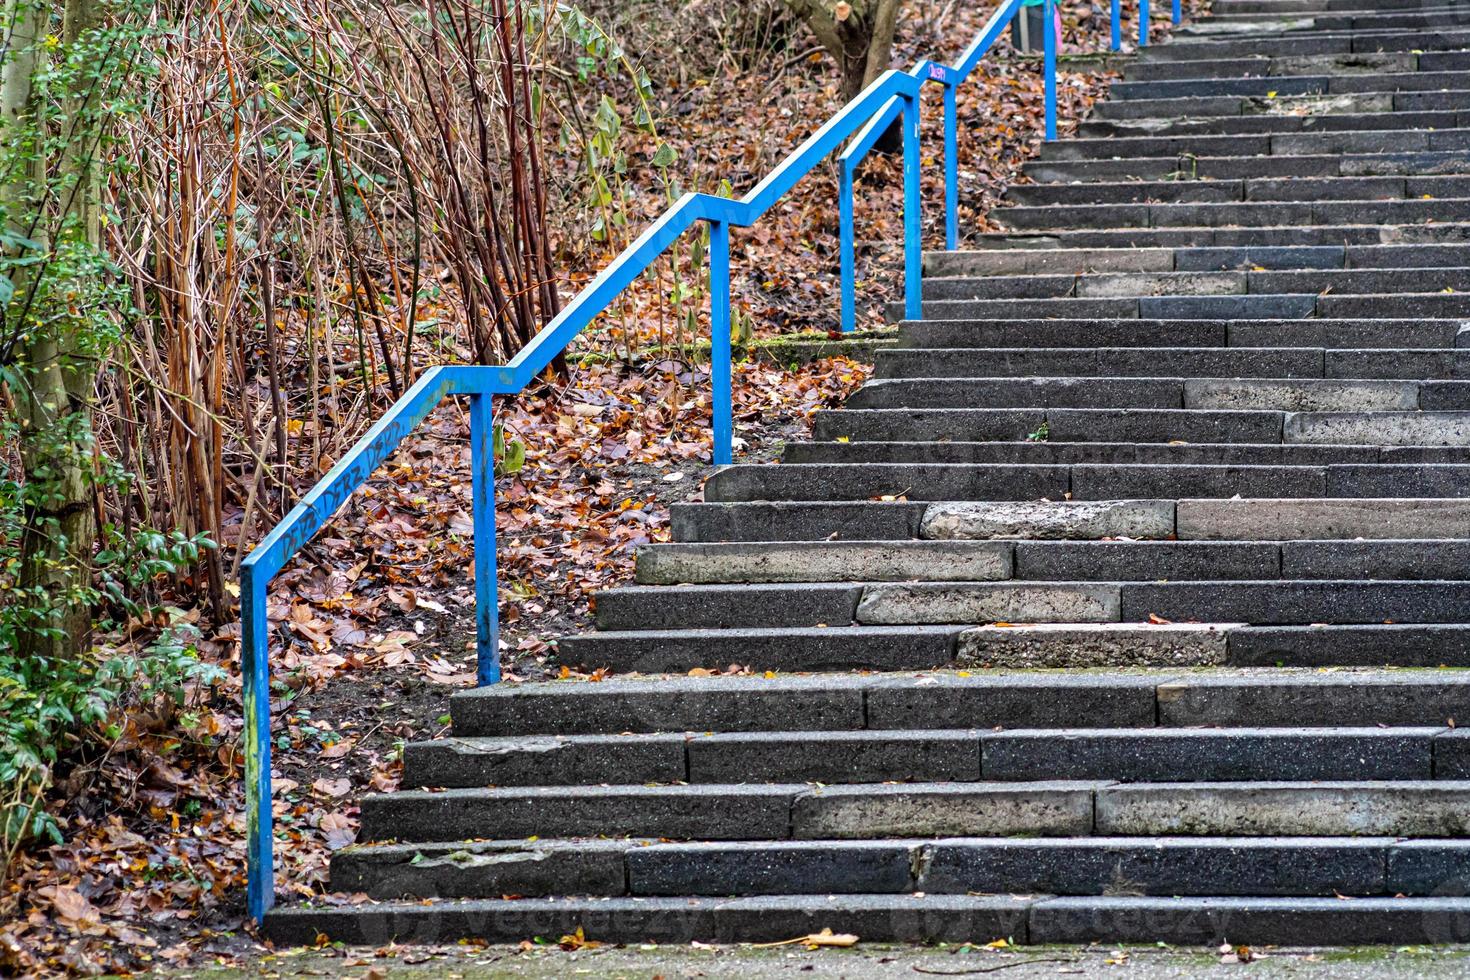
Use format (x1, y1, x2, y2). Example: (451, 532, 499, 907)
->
(1026, 421, 1050, 442)
(1164, 152, 1199, 182)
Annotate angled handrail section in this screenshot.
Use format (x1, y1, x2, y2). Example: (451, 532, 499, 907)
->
(238, 0, 1163, 923)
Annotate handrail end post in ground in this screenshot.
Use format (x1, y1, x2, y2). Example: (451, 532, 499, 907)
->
(241, 563, 274, 924)
(1141, 0, 1150, 45)
(1110, 0, 1121, 51)
(1043, 0, 1057, 141)
(902, 92, 923, 322)
(469, 388, 501, 686)
(1172, 0, 1181, 25)
(710, 218, 734, 465)
(943, 81, 958, 251)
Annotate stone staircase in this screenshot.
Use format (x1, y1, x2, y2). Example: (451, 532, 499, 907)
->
(265, 0, 1470, 949)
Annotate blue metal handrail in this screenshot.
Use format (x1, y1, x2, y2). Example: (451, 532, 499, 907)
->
(238, 0, 1161, 923)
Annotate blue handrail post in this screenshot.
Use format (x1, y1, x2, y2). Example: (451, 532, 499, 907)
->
(709, 219, 734, 465)
(838, 165, 856, 332)
(469, 391, 501, 686)
(1110, 0, 1121, 50)
(1140, 0, 1150, 45)
(901, 94, 923, 321)
(943, 82, 958, 250)
(240, 569, 274, 922)
(1043, 0, 1057, 141)
(1172, 0, 1181, 24)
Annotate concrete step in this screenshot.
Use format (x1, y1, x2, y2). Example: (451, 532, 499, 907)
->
(1007, 177, 1470, 208)
(261, 893, 1470, 947)
(1096, 781, 1470, 837)
(588, 578, 1470, 631)
(1093, 88, 1470, 120)
(851, 378, 1470, 411)
(873, 347, 1326, 379)
(981, 727, 1445, 782)
(967, 221, 1470, 250)
(353, 778, 1470, 845)
(1229, 623, 1470, 666)
(1030, 895, 1470, 946)
(970, 621, 1470, 668)
(398, 727, 1447, 790)
(1134, 580, 1470, 624)
(637, 538, 1470, 586)
(1077, 110, 1470, 139)
(263, 893, 1027, 946)
(557, 625, 964, 672)
(925, 246, 1470, 277)
(1123, 51, 1457, 82)
(1041, 128, 1470, 162)
(916, 293, 1470, 320)
(919, 836, 1465, 898)
(670, 500, 929, 542)
(705, 459, 1353, 500)
(1212, 0, 1456, 16)
(1173, 497, 1470, 540)
(673, 497, 1470, 543)
(783, 440, 1456, 466)
(1195, 7, 1470, 31)
(874, 346, 1470, 380)
(702, 459, 1470, 502)
(811, 406, 1301, 442)
(1110, 70, 1470, 103)
(855, 580, 1470, 626)
(995, 197, 1470, 231)
(1025, 150, 1470, 182)
(923, 268, 1470, 301)
(635, 539, 1014, 584)
(355, 781, 1099, 842)
(450, 670, 1470, 737)
(1287, 411, 1470, 445)
(1139, 29, 1470, 62)
(593, 582, 866, 630)
(897, 317, 1465, 349)
(910, 295, 1323, 320)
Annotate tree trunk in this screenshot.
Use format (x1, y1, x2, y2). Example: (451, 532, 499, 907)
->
(783, 0, 903, 101)
(10, 0, 103, 662)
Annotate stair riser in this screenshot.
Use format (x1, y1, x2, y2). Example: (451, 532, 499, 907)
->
(923, 267, 1470, 301)
(899, 317, 1462, 349)
(1006, 177, 1470, 208)
(1197, 9, 1470, 29)
(672, 498, 1470, 544)
(639, 539, 1470, 585)
(1139, 30, 1470, 62)
(854, 581, 1470, 627)
(451, 671, 1470, 736)
(783, 441, 1450, 465)
(1077, 112, 1470, 139)
(1111, 70, 1470, 102)
(1123, 52, 1423, 82)
(326, 837, 1470, 900)
(398, 730, 1450, 788)
(970, 222, 1470, 249)
(1046, 131, 1470, 164)
(997, 199, 1470, 231)
(1026, 153, 1459, 182)
(875, 348, 1470, 380)
(849, 379, 1442, 411)
(1201, 0, 1458, 17)
(358, 780, 1470, 843)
